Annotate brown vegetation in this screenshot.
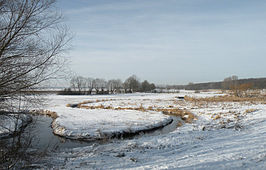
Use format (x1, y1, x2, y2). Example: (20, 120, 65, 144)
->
(30, 110, 58, 119)
(156, 108, 196, 123)
(230, 83, 253, 97)
(184, 95, 266, 103)
(212, 115, 221, 120)
(74, 99, 197, 124)
(245, 109, 258, 114)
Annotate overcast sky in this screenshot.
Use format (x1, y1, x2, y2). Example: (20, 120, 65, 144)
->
(56, 0, 266, 85)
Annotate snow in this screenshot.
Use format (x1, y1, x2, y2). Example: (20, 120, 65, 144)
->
(41, 94, 173, 140)
(34, 91, 266, 169)
(52, 109, 172, 140)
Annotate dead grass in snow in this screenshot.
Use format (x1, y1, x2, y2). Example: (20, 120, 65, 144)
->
(30, 109, 58, 119)
(184, 95, 266, 103)
(75, 100, 197, 123)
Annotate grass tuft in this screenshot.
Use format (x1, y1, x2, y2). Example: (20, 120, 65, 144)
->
(30, 109, 58, 119)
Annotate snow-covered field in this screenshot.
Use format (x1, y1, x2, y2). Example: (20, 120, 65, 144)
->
(41, 94, 174, 140)
(35, 91, 266, 169)
(52, 109, 172, 140)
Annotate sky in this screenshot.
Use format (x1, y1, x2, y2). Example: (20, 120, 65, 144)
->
(56, 0, 266, 85)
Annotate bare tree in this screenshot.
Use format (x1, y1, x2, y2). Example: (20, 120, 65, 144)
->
(0, 0, 70, 109)
(141, 80, 156, 92)
(222, 75, 238, 90)
(107, 79, 122, 91)
(70, 76, 87, 92)
(86, 77, 94, 89)
(93, 78, 107, 89)
(0, 0, 70, 168)
(124, 75, 140, 92)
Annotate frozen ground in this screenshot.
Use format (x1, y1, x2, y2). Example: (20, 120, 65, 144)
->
(36, 92, 265, 169)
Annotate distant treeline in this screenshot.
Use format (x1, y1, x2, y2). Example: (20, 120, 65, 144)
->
(166, 77, 266, 90)
(58, 75, 156, 95)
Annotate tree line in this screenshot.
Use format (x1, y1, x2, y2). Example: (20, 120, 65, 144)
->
(166, 77, 266, 90)
(59, 75, 156, 95)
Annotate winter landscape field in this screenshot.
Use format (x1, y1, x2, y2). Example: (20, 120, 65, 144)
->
(11, 90, 261, 169)
(2, 0, 266, 169)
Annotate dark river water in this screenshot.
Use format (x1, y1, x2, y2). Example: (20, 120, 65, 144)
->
(22, 115, 181, 151)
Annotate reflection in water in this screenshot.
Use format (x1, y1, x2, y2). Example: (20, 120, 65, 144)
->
(25, 115, 98, 150)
